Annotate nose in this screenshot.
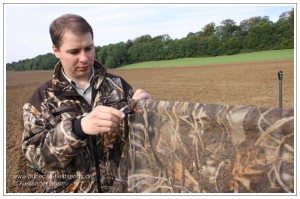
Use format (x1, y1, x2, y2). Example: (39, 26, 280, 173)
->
(79, 51, 88, 63)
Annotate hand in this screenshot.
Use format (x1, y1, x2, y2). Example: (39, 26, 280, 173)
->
(81, 106, 125, 135)
(132, 89, 151, 100)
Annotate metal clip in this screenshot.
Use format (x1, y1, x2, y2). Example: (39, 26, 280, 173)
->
(120, 99, 137, 115)
(100, 96, 136, 115)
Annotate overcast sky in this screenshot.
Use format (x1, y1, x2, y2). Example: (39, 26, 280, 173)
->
(4, 3, 294, 63)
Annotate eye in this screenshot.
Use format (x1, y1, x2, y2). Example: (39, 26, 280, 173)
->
(69, 50, 79, 55)
(85, 46, 93, 52)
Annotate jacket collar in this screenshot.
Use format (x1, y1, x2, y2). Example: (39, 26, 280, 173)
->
(51, 60, 107, 95)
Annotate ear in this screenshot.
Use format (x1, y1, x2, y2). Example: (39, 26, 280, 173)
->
(52, 45, 60, 59)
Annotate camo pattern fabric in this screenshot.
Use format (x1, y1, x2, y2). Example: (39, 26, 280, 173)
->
(127, 99, 294, 193)
(22, 60, 133, 193)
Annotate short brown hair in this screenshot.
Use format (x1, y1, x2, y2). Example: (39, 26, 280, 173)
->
(49, 14, 94, 49)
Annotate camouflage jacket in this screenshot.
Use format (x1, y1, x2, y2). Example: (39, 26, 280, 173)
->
(22, 60, 133, 193)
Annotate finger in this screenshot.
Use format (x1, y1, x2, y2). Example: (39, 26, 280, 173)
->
(133, 89, 144, 96)
(132, 89, 144, 99)
(96, 119, 120, 128)
(141, 93, 151, 99)
(97, 126, 115, 133)
(95, 106, 125, 119)
(133, 92, 151, 100)
(96, 112, 122, 124)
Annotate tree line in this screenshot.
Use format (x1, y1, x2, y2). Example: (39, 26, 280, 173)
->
(6, 8, 294, 71)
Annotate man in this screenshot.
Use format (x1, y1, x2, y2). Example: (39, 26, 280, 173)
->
(22, 14, 151, 193)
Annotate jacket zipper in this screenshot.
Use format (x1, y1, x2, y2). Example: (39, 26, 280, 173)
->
(72, 93, 102, 193)
(91, 136, 102, 193)
(89, 90, 102, 193)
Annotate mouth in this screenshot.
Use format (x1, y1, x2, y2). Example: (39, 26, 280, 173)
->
(77, 66, 89, 71)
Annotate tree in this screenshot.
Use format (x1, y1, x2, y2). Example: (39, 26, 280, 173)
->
(274, 9, 294, 49)
(133, 34, 152, 44)
(24, 59, 32, 71)
(202, 22, 216, 37)
(247, 18, 275, 50)
(105, 56, 118, 69)
(219, 19, 238, 37)
(207, 34, 221, 56)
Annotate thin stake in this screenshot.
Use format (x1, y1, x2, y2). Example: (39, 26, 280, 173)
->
(278, 70, 283, 109)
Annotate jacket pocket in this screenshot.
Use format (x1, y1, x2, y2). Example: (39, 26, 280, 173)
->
(49, 100, 82, 122)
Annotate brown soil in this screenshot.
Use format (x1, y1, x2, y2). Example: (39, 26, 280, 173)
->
(6, 60, 294, 193)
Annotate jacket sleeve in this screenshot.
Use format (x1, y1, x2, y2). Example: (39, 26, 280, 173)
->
(22, 86, 86, 170)
(120, 77, 134, 99)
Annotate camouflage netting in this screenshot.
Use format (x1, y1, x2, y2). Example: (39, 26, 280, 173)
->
(125, 99, 294, 193)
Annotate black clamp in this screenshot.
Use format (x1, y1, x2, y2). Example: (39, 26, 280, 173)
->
(100, 96, 136, 115)
(278, 70, 283, 80)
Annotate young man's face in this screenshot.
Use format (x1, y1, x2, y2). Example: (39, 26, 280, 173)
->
(53, 31, 95, 81)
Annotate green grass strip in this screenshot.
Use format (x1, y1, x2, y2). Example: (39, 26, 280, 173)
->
(119, 49, 294, 69)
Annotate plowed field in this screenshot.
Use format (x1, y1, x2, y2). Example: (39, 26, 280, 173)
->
(6, 60, 294, 193)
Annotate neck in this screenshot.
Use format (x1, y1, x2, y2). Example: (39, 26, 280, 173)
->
(76, 79, 89, 89)
(62, 68, 93, 89)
